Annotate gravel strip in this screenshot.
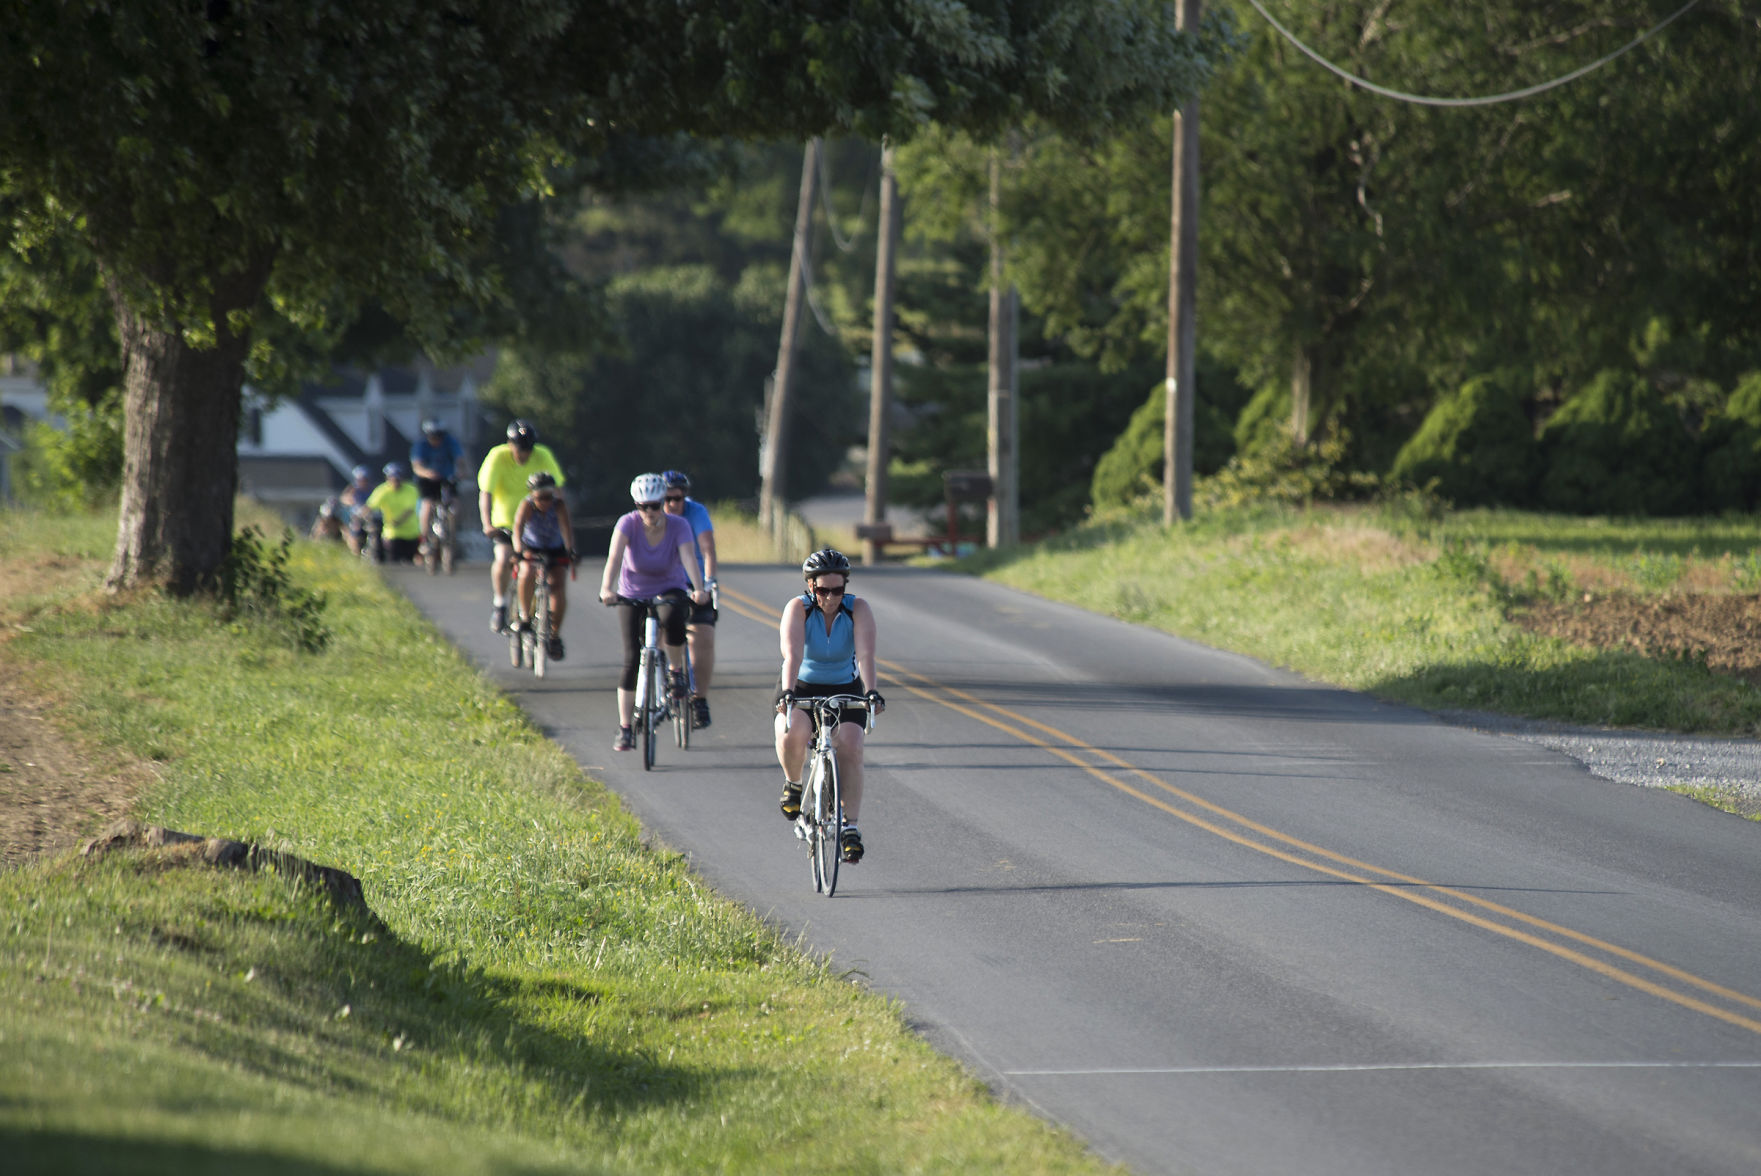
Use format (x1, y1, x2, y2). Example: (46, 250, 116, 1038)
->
(1439, 709, 1761, 813)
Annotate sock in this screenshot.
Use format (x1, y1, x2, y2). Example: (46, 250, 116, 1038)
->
(493, 595, 506, 607)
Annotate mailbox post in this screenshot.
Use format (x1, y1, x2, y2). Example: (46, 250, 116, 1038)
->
(942, 469, 993, 554)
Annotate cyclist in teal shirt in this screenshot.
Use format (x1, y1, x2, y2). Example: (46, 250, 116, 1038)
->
(773, 548, 884, 864)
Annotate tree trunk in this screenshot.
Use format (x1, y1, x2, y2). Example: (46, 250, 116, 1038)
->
(106, 295, 256, 595)
(1290, 340, 1314, 447)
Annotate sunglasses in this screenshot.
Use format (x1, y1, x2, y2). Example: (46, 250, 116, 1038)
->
(812, 584, 846, 597)
(637, 501, 664, 511)
(664, 495, 685, 503)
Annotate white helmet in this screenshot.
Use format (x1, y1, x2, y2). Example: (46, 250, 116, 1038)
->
(629, 473, 667, 505)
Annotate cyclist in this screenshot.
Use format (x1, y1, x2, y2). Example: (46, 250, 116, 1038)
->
(510, 471, 577, 660)
(340, 464, 376, 556)
(410, 417, 468, 557)
(598, 473, 709, 753)
(661, 469, 719, 729)
(774, 548, 884, 864)
(366, 462, 422, 563)
(477, 419, 565, 633)
(309, 496, 346, 543)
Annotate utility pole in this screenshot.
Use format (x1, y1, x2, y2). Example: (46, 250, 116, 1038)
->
(759, 139, 821, 530)
(1163, 0, 1201, 525)
(862, 142, 901, 567)
(987, 149, 1019, 548)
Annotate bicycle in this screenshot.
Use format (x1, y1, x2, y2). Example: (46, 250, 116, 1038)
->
(424, 482, 458, 575)
(511, 550, 570, 679)
(610, 594, 692, 770)
(785, 694, 873, 897)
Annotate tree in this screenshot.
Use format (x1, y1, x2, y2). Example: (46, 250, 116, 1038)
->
(485, 265, 857, 512)
(0, 0, 1208, 594)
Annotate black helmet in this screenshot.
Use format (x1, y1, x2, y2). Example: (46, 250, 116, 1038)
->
(802, 548, 852, 581)
(661, 469, 691, 492)
(527, 471, 557, 493)
(507, 419, 537, 447)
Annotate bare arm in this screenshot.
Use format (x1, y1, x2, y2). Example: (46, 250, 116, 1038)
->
(599, 530, 629, 603)
(777, 597, 806, 697)
(511, 499, 532, 556)
(698, 530, 718, 581)
(851, 598, 879, 702)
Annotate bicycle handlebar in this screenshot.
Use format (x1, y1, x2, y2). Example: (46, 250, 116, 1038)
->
(782, 694, 876, 736)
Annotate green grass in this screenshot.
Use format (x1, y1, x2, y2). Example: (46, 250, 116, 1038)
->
(956, 503, 1761, 737)
(0, 505, 1119, 1175)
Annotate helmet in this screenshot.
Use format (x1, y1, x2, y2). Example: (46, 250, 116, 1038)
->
(629, 472, 667, 505)
(351, 464, 372, 482)
(661, 469, 691, 492)
(527, 471, 557, 493)
(802, 548, 852, 581)
(383, 461, 406, 479)
(507, 419, 537, 447)
(421, 417, 444, 435)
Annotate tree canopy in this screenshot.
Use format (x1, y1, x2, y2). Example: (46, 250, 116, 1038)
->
(0, 0, 1210, 591)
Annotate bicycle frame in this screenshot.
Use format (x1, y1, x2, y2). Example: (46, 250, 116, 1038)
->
(614, 594, 691, 770)
(785, 695, 873, 896)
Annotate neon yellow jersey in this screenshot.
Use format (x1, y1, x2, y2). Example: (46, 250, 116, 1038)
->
(365, 481, 422, 540)
(478, 443, 565, 529)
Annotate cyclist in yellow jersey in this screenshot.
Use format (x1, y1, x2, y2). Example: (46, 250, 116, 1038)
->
(477, 419, 565, 633)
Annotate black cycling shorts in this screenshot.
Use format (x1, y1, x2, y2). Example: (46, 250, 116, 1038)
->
(774, 677, 865, 731)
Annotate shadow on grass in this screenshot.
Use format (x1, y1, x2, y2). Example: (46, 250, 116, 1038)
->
(1368, 648, 1761, 735)
(10, 854, 705, 1148)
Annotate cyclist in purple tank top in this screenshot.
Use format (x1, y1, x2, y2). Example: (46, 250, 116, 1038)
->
(598, 473, 708, 752)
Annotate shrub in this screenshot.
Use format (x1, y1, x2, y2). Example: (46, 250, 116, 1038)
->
(1088, 360, 1246, 512)
(216, 526, 331, 652)
(1389, 373, 1537, 507)
(1537, 369, 1695, 516)
(1196, 429, 1379, 511)
(14, 386, 124, 510)
(1699, 371, 1761, 511)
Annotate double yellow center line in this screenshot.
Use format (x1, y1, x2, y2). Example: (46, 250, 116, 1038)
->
(719, 581, 1761, 1036)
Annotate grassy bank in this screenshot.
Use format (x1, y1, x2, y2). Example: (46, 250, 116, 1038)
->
(0, 508, 1116, 1174)
(957, 503, 1761, 737)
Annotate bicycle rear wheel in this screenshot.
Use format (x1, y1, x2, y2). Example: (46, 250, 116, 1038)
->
(673, 648, 691, 749)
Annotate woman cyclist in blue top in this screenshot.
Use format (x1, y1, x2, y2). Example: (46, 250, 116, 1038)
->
(510, 471, 576, 661)
(774, 548, 884, 864)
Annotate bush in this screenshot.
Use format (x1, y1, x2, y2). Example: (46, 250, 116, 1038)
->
(1196, 429, 1378, 511)
(1389, 373, 1537, 507)
(216, 526, 331, 652)
(1699, 371, 1761, 511)
(1088, 359, 1247, 512)
(14, 386, 123, 510)
(1537, 369, 1695, 516)
(892, 359, 1166, 533)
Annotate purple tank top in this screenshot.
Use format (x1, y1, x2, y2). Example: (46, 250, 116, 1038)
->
(616, 511, 695, 597)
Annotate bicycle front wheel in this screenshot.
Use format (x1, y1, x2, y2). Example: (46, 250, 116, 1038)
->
(810, 753, 841, 896)
(642, 651, 662, 771)
(508, 618, 524, 667)
(532, 589, 550, 679)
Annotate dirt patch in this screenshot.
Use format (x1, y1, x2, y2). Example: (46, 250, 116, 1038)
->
(0, 658, 154, 868)
(1515, 592, 1761, 685)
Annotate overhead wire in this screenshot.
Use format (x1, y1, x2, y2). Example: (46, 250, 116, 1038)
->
(1239, 0, 1706, 107)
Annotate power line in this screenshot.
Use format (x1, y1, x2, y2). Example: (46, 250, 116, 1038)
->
(1240, 0, 1705, 108)
(817, 142, 879, 253)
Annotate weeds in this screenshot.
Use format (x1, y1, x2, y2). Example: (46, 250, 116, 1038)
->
(215, 526, 331, 652)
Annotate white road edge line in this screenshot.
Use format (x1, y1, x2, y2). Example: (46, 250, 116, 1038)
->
(1005, 1062, 1761, 1075)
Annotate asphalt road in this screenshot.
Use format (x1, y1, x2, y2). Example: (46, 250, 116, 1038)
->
(389, 558, 1761, 1176)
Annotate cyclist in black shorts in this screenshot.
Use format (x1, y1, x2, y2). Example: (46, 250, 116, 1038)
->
(410, 418, 467, 556)
(661, 470, 719, 728)
(510, 471, 576, 660)
(774, 548, 885, 864)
